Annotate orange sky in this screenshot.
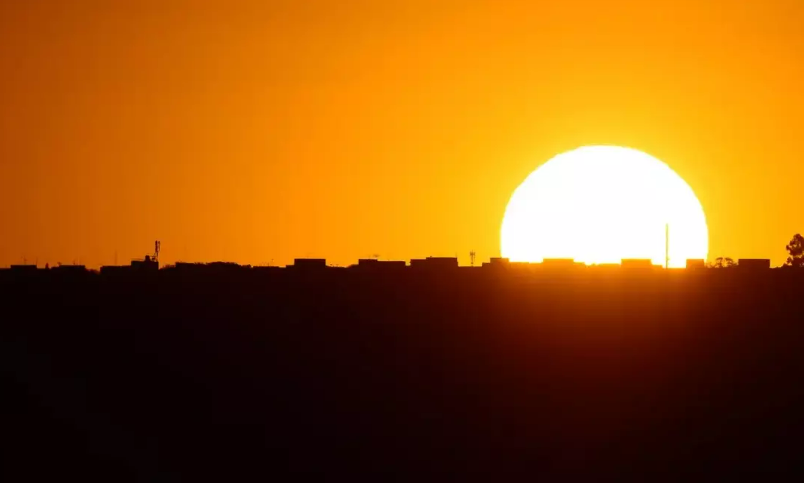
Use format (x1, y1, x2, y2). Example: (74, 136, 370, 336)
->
(1, 0, 803, 268)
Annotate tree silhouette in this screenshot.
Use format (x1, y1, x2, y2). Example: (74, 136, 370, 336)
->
(711, 257, 736, 268)
(786, 234, 804, 267)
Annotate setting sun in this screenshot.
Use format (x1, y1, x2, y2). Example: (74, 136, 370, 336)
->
(501, 146, 708, 268)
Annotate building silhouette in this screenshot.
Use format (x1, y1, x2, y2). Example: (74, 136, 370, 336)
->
(410, 257, 459, 270)
(686, 259, 706, 270)
(291, 258, 327, 270)
(620, 259, 655, 269)
(737, 258, 771, 270)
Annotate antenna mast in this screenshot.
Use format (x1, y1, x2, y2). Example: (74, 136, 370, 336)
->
(469, 250, 476, 267)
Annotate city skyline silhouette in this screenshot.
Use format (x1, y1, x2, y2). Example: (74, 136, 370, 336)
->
(3, 2, 804, 268)
(4, 1, 804, 480)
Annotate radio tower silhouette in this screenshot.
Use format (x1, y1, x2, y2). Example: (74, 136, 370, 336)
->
(469, 250, 476, 267)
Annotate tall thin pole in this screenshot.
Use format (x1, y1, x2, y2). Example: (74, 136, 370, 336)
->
(665, 223, 669, 269)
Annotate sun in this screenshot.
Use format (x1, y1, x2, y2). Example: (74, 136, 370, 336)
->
(501, 146, 708, 268)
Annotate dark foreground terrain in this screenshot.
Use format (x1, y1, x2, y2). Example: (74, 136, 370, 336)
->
(2, 265, 803, 480)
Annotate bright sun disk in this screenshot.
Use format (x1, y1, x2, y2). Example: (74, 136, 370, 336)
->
(500, 146, 708, 268)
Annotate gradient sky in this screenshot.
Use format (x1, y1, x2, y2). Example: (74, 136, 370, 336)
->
(1, 1, 803, 267)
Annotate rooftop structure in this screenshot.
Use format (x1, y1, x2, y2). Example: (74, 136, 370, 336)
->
(482, 257, 510, 268)
(686, 259, 706, 270)
(356, 259, 407, 269)
(737, 259, 771, 270)
(620, 259, 655, 269)
(292, 258, 327, 269)
(131, 256, 159, 271)
(9, 264, 38, 272)
(541, 258, 580, 269)
(410, 257, 459, 269)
